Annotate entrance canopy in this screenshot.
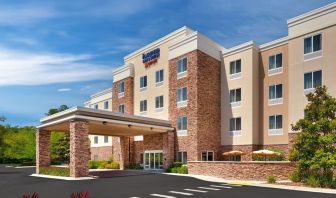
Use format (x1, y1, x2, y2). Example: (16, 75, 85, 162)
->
(37, 106, 174, 136)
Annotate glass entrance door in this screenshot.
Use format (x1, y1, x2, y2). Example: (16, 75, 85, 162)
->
(144, 150, 163, 170)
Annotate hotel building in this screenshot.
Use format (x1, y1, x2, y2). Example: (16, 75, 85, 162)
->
(36, 3, 336, 176)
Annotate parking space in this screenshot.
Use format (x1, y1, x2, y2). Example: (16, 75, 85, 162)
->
(0, 165, 334, 198)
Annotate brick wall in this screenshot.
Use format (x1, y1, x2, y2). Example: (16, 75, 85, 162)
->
(169, 50, 221, 161)
(90, 146, 113, 160)
(188, 161, 295, 180)
(112, 77, 134, 114)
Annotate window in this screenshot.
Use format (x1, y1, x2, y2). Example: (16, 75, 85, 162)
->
(177, 116, 187, 136)
(134, 135, 144, 141)
(201, 151, 214, 161)
(155, 69, 164, 86)
(140, 153, 144, 164)
(94, 136, 98, 144)
(177, 87, 187, 107)
(140, 100, 147, 112)
(229, 155, 241, 161)
(230, 88, 241, 105)
(94, 104, 98, 109)
(177, 57, 187, 74)
(230, 59, 241, 75)
(118, 82, 124, 94)
(177, 151, 187, 164)
(304, 70, 322, 90)
(304, 34, 322, 54)
(229, 117, 241, 136)
(119, 104, 125, 113)
(140, 76, 147, 91)
(104, 136, 108, 143)
(93, 155, 99, 160)
(269, 115, 283, 135)
(104, 101, 109, 110)
(155, 95, 164, 109)
(269, 53, 282, 70)
(269, 84, 282, 99)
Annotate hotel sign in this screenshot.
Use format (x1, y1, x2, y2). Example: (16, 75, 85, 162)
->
(142, 48, 160, 68)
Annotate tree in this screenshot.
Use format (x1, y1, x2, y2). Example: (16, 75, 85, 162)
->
(0, 116, 5, 122)
(290, 86, 336, 187)
(46, 105, 70, 116)
(47, 105, 70, 164)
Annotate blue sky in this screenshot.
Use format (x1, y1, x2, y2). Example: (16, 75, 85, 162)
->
(0, 0, 334, 126)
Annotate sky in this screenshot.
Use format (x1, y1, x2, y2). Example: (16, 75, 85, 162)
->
(0, 0, 334, 126)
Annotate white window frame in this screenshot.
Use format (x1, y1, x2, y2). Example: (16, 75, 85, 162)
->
(304, 34, 322, 61)
(94, 104, 98, 110)
(229, 59, 242, 80)
(229, 117, 242, 136)
(177, 116, 187, 136)
(104, 136, 109, 143)
(268, 84, 283, 106)
(155, 95, 164, 112)
(268, 115, 283, 136)
(119, 104, 125, 114)
(268, 53, 283, 76)
(155, 69, 164, 87)
(140, 76, 147, 92)
(201, 151, 214, 161)
(230, 88, 241, 108)
(176, 151, 187, 164)
(177, 57, 187, 79)
(177, 87, 188, 107)
(304, 70, 322, 94)
(104, 101, 109, 110)
(118, 82, 125, 98)
(140, 100, 147, 114)
(94, 136, 98, 144)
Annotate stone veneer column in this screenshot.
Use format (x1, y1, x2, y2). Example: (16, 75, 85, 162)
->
(70, 120, 90, 177)
(119, 136, 130, 170)
(163, 131, 175, 169)
(36, 129, 51, 174)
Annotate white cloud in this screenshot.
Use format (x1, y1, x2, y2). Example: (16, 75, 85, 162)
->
(57, 88, 72, 92)
(0, 47, 113, 86)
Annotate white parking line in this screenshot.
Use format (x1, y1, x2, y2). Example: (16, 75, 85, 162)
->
(198, 187, 221, 191)
(221, 183, 242, 187)
(150, 194, 176, 198)
(210, 185, 232, 189)
(129, 197, 141, 198)
(169, 191, 193, 196)
(184, 189, 208, 193)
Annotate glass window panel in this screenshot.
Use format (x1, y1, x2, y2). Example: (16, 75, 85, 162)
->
(160, 70, 164, 82)
(313, 70, 322, 88)
(207, 152, 213, 161)
(156, 71, 159, 83)
(118, 82, 124, 93)
(230, 90, 235, 103)
(177, 117, 182, 130)
(230, 61, 235, 74)
(236, 117, 241, 131)
(236, 60, 241, 73)
(183, 152, 187, 164)
(202, 152, 207, 161)
(276, 115, 283, 129)
(304, 37, 312, 54)
(313, 34, 321, 52)
(183, 87, 187, 101)
(276, 84, 282, 98)
(276, 54, 282, 68)
(183, 117, 187, 130)
(104, 136, 108, 143)
(236, 88, 241, 102)
(269, 55, 275, 70)
(304, 73, 313, 89)
(269, 85, 276, 99)
(183, 58, 187, 72)
(230, 118, 235, 131)
(269, 116, 275, 129)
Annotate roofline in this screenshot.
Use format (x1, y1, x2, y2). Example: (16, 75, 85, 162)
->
(90, 88, 113, 99)
(287, 2, 336, 27)
(259, 36, 288, 52)
(112, 63, 134, 77)
(40, 106, 172, 127)
(222, 41, 258, 57)
(124, 26, 193, 62)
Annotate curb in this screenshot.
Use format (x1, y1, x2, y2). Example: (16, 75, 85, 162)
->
(30, 174, 96, 180)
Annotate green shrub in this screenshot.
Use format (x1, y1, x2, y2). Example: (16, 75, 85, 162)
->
(167, 162, 188, 174)
(88, 160, 120, 169)
(267, 176, 277, 184)
(252, 148, 286, 161)
(289, 170, 301, 182)
(127, 163, 143, 170)
(39, 167, 70, 177)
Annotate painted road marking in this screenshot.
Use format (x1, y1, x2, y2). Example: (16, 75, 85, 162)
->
(221, 183, 242, 187)
(169, 191, 193, 196)
(210, 185, 232, 189)
(198, 187, 221, 191)
(184, 189, 207, 193)
(150, 194, 176, 198)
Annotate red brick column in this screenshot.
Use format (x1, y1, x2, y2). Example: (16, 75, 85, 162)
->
(119, 136, 130, 170)
(36, 129, 51, 174)
(163, 131, 175, 169)
(70, 120, 90, 177)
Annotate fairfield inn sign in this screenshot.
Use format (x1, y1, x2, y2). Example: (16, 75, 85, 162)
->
(142, 48, 160, 68)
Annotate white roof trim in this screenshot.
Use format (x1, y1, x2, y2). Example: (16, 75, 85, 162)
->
(90, 88, 113, 99)
(112, 63, 134, 76)
(287, 2, 336, 27)
(124, 26, 193, 62)
(259, 36, 288, 52)
(222, 41, 257, 57)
